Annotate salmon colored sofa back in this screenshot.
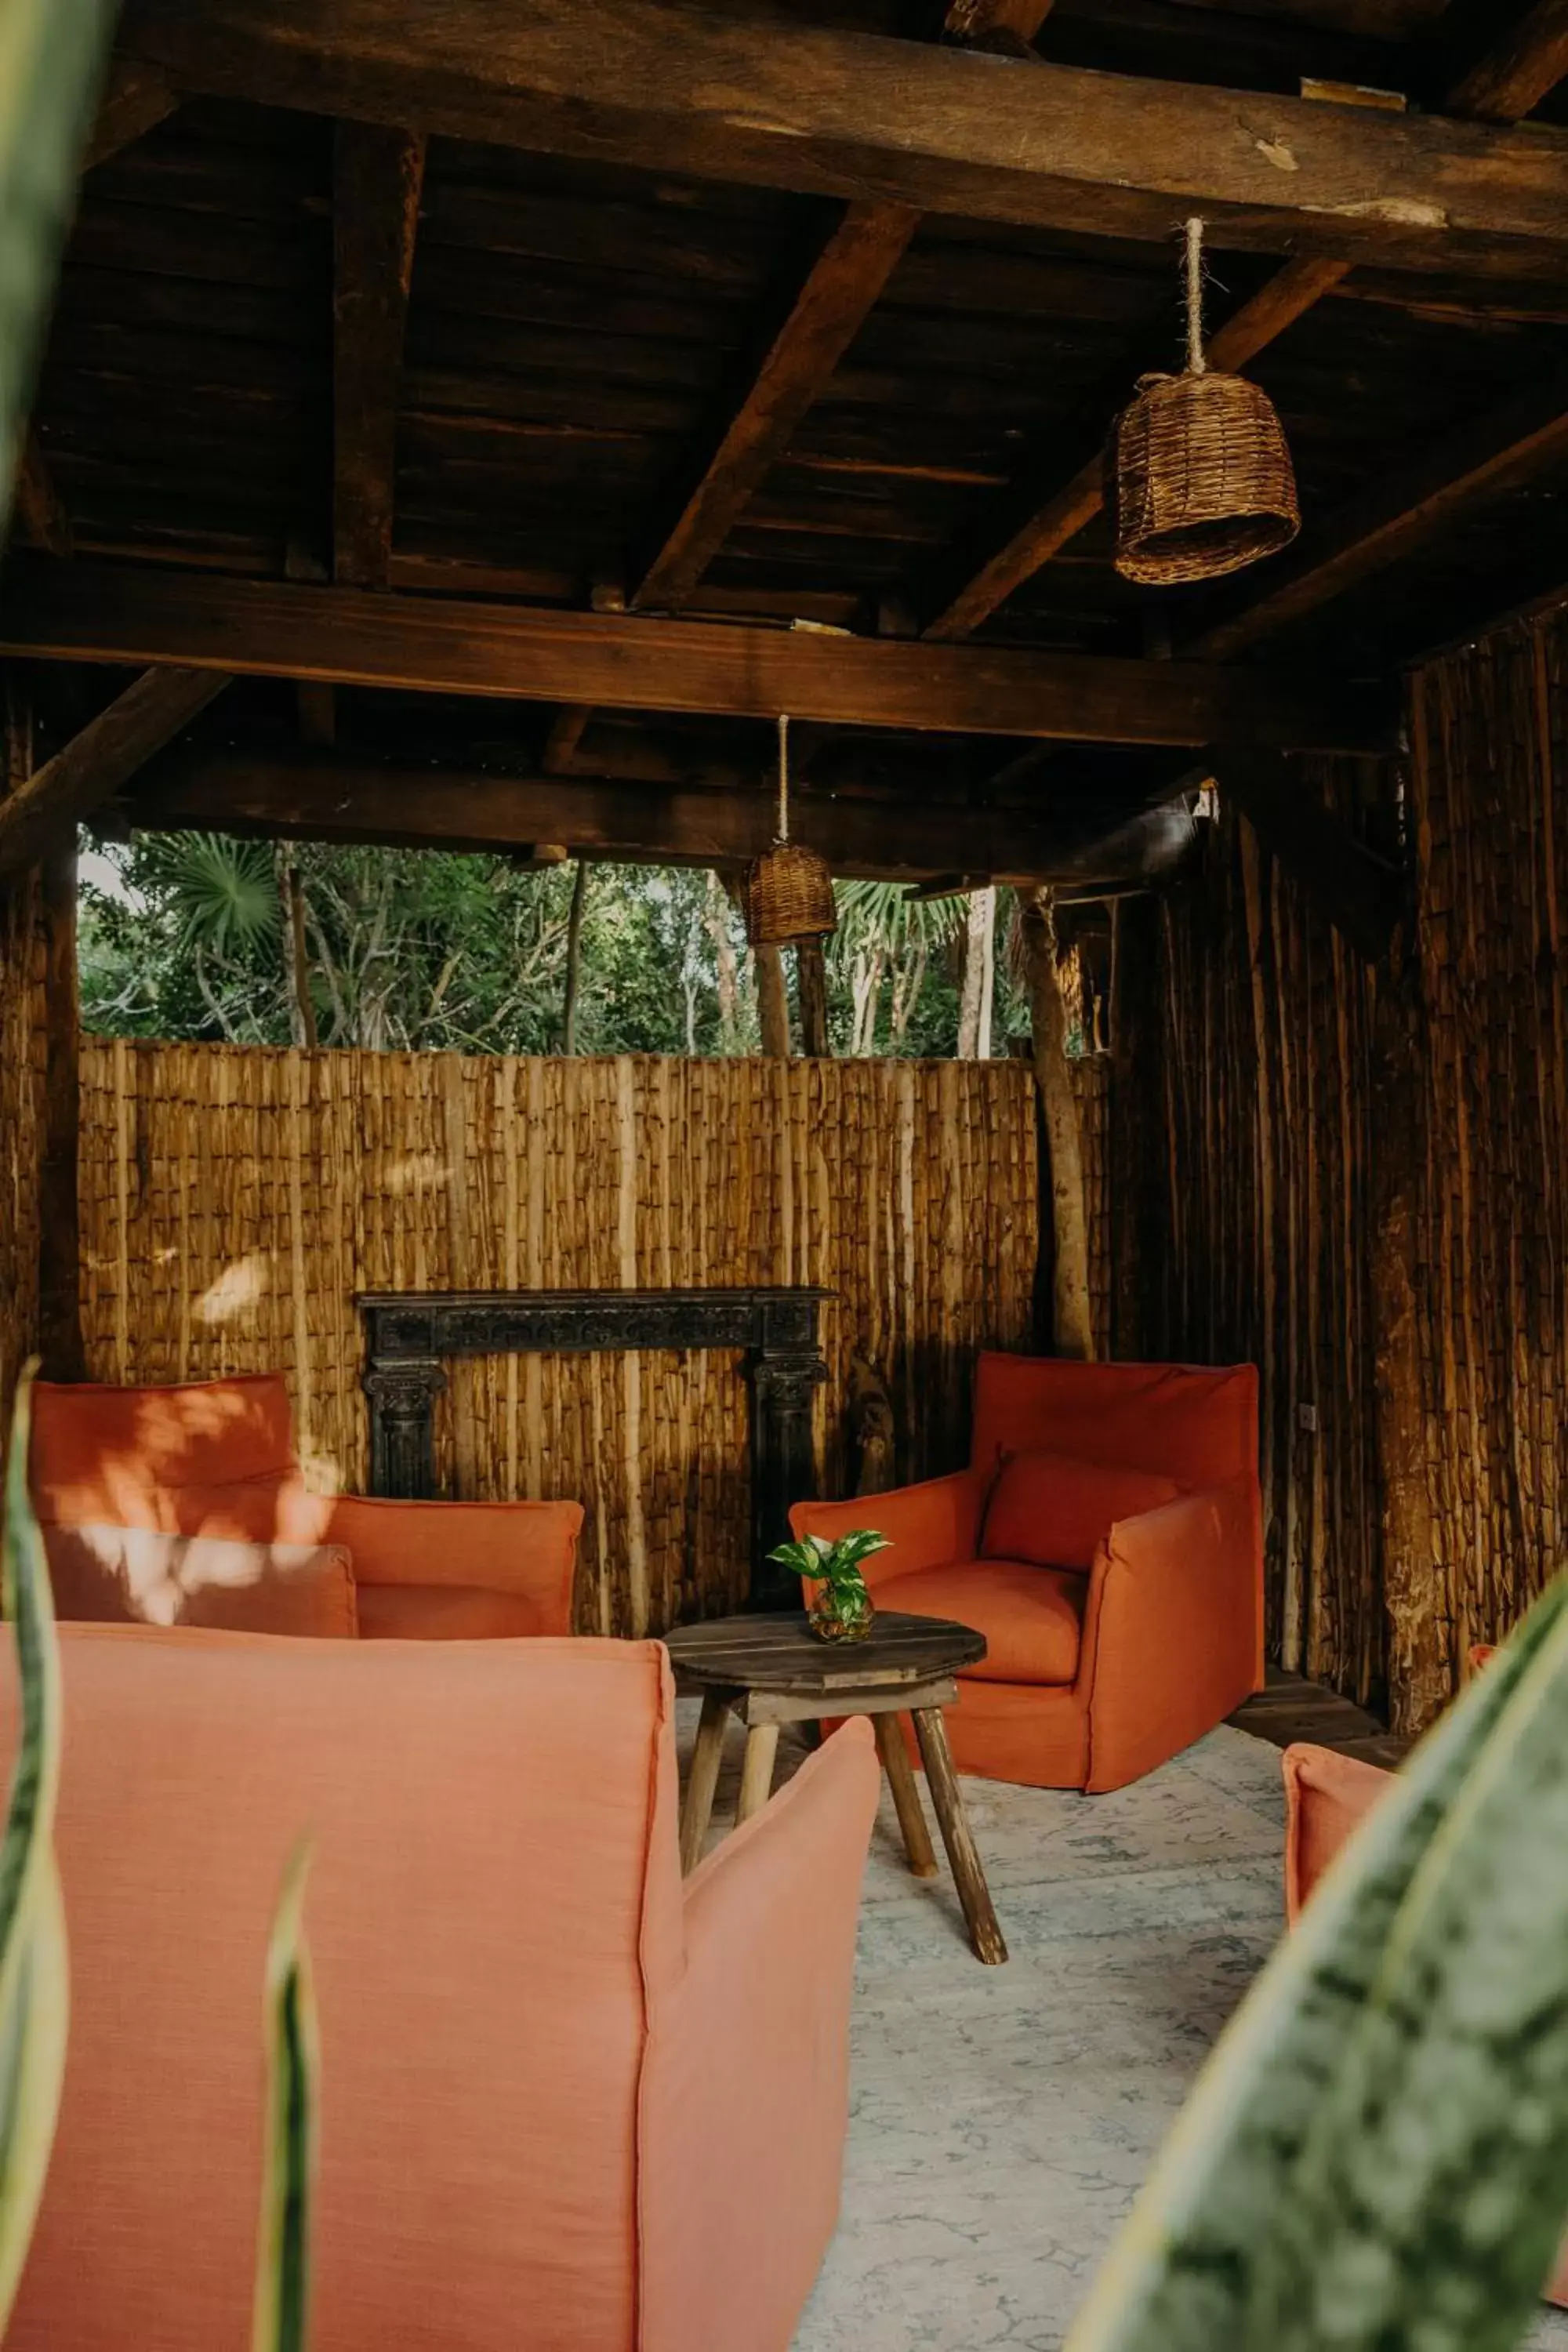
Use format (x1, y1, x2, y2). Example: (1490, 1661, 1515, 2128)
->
(28, 1374, 583, 1639)
(971, 1353, 1259, 1490)
(2, 1628, 879, 2350)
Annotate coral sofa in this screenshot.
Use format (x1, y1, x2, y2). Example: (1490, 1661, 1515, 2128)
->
(1284, 1739, 1568, 2311)
(1, 1626, 879, 2351)
(793, 1353, 1263, 1791)
(28, 1373, 583, 1638)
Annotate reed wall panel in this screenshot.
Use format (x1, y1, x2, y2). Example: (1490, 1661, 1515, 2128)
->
(1134, 774, 1387, 1711)
(76, 1042, 1040, 1635)
(1132, 608, 1568, 1732)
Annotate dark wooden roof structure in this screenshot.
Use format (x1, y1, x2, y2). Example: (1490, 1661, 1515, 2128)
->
(5, 0, 1568, 900)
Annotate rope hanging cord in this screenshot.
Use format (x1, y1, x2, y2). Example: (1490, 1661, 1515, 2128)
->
(1184, 216, 1207, 377)
(777, 711, 790, 844)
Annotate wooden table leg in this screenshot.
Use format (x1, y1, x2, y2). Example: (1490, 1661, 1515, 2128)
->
(735, 1722, 781, 1824)
(873, 1711, 938, 1878)
(681, 1690, 730, 1874)
(912, 1706, 1008, 1965)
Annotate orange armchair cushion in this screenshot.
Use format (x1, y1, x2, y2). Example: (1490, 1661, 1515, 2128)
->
(41, 1524, 357, 1639)
(311, 1494, 583, 1636)
(876, 1558, 1085, 1684)
(971, 1353, 1258, 1490)
(981, 1449, 1180, 1571)
(31, 1374, 297, 1527)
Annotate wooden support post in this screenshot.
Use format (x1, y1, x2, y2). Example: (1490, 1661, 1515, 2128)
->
(756, 942, 791, 1058)
(1107, 891, 1163, 1362)
(1022, 887, 1094, 1360)
(38, 835, 83, 1379)
(956, 884, 996, 1057)
(796, 938, 829, 1056)
(561, 857, 589, 1053)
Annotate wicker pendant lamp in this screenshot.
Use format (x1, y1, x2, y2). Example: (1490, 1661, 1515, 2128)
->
(742, 714, 837, 949)
(1111, 219, 1300, 587)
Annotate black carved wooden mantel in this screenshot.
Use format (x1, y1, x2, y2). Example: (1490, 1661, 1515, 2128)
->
(358, 1287, 829, 1607)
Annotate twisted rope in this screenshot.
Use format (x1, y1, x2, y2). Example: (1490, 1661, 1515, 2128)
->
(1185, 216, 1207, 376)
(777, 712, 791, 842)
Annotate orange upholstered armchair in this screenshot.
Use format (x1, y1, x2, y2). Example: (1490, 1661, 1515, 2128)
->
(792, 1352, 1264, 1792)
(1, 1628, 879, 2350)
(28, 1374, 584, 1638)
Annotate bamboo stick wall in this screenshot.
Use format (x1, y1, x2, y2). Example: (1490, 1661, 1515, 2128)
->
(77, 1042, 1043, 1634)
(1399, 621, 1568, 1715)
(1133, 779, 1387, 1709)
(1131, 608, 1568, 1732)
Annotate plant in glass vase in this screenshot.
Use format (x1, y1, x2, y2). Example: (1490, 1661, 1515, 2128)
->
(768, 1529, 891, 1643)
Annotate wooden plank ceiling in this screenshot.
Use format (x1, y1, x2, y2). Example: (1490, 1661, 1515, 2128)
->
(7, 0, 1568, 884)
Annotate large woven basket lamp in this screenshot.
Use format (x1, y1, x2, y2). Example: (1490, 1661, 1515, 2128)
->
(742, 714, 837, 949)
(1111, 218, 1300, 586)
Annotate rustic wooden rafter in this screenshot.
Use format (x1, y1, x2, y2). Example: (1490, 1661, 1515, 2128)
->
(0, 665, 233, 880)
(1445, 0, 1568, 122)
(115, 0, 1568, 271)
(1189, 364, 1568, 659)
(13, 429, 73, 557)
(542, 705, 593, 775)
(84, 56, 177, 169)
(631, 200, 919, 612)
(121, 746, 1185, 885)
(0, 560, 1389, 752)
(332, 122, 426, 588)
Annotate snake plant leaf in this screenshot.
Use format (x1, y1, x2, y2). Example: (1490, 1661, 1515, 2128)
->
(0, 0, 120, 543)
(0, 1365, 69, 2333)
(252, 1840, 318, 2352)
(1067, 1570, 1568, 2352)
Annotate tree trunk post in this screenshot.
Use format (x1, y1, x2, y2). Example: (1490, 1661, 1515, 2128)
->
(957, 884, 996, 1058)
(1022, 885, 1094, 1361)
(38, 832, 84, 1379)
(561, 856, 589, 1052)
(277, 847, 319, 1049)
(756, 942, 791, 1058)
(796, 938, 829, 1056)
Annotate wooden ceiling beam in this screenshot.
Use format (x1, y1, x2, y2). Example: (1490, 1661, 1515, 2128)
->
(1189, 365, 1568, 659)
(13, 430, 74, 557)
(115, 0, 1568, 272)
(0, 559, 1389, 753)
(332, 122, 425, 588)
(84, 58, 177, 169)
(122, 746, 1179, 887)
(924, 12, 1568, 643)
(0, 666, 231, 880)
(1446, 0, 1568, 124)
(630, 200, 918, 613)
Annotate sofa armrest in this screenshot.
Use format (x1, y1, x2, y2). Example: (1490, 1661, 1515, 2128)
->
(1080, 1480, 1263, 1793)
(637, 1722, 880, 2352)
(789, 1468, 989, 1592)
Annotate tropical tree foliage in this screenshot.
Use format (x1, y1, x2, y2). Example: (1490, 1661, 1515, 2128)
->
(80, 832, 1017, 1059)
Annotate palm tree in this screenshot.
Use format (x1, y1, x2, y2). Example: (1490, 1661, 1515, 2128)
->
(829, 880, 966, 1055)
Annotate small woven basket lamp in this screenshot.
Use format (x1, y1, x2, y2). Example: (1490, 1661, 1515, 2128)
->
(742, 714, 837, 949)
(1111, 218, 1300, 586)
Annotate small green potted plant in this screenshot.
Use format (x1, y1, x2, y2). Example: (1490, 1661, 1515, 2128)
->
(768, 1528, 891, 1643)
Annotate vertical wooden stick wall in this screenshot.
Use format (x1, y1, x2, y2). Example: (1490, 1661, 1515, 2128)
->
(1125, 608, 1568, 1734)
(77, 1044, 1049, 1635)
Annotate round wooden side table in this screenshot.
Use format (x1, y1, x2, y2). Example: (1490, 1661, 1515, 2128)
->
(662, 1610, 1007, 1965)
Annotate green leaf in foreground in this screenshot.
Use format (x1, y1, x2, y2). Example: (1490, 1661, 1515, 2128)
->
(1066, 1570, 1568, 2352)
(252, 1841, 318, 2352)
(0, 1364, 69, 2332)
